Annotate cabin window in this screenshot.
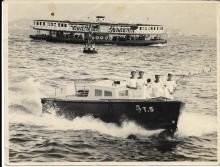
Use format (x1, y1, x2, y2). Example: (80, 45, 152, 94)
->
(61, 23, 63, 27)
(104, 91, 112, 96)
(39, 22, 42, 25)
(95, 89, 102, 96)
(36, 22, 39, 25)
(119, 90, 128, 96)
(64, 24, 67, 27)
(58, 23, 60, 27)
(51, 23, 53, 26)
(43, 22, 45, 26)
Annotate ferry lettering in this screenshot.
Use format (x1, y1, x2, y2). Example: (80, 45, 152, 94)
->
(109, 26, 132, 33)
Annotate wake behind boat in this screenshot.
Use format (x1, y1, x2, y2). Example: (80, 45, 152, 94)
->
(41, 74, 184, 136)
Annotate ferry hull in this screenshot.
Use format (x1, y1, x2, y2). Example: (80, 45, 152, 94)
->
(30, 35, 167, 46)
(41, 98, 183, 134)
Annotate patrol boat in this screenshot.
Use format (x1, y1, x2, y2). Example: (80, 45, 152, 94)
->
(41, 79, 184, 135)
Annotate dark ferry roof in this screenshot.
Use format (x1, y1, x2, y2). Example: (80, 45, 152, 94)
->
(34, 19, 163, 26)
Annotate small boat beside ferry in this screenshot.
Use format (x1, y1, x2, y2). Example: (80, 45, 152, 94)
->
(41, 76, 184, 136)
(30, 16, 167, 46)
(83, 23, 98, 54)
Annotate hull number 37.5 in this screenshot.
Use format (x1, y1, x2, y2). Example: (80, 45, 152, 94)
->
(136, 105, 154, 113)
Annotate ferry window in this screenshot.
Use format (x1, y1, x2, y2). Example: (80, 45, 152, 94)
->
(43, 22, 45, 26)
(36, 22, 39, 25)
(95, 89, 102, 96)
(160, 27, 163, 30)
(39, 22, 42, 25)
(151, 27, 154, 30)
(58, 23, 60, 27)
(61, 23, 63, 27)
(157, 27, 159, 30)
(119, 90, 128, 96)
(104, 91, 112, 96)
(64, 24, 67, 27)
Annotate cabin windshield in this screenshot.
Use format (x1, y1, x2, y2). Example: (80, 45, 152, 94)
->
(119, 90, 128, 96)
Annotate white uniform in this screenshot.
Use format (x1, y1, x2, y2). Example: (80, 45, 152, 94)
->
(145, 83, 153, 99)
(126, 78, 137, 88)
(164, 80, 177, 94)
(126, 78, 137, 98)
(136, 78, 146, 98)
(151, 81, 165, 98)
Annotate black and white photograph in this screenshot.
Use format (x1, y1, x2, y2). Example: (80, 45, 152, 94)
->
(3, 0, 219, 165)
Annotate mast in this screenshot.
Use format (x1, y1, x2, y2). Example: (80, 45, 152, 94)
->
(87, 23, 93, 46)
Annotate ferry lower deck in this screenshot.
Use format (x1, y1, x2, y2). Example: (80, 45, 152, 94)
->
(30, 34, 167, 46)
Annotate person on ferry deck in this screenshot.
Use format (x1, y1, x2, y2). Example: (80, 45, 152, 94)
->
(151, 75, 165, 98)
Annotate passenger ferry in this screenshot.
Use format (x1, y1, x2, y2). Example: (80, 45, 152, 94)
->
(30, 16, 167, 46)
(41, 79, 184, 136)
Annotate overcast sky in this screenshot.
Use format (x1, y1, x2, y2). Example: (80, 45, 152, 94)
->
(7, 1, 217, 36)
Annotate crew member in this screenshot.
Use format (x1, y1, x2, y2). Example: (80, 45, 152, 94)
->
(164, 73, 177, 94)
(136, 71, 146, 98)
(126, 71, 137, 98)
(126, 71, 137, 88)
(145, 78, 153, 98)
(151, 74, 165, 98)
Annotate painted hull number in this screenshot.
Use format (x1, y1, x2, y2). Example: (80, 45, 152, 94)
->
(136, 105, 154, 113)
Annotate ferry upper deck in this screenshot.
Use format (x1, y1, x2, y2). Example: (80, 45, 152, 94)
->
(31, 16, 165, 35)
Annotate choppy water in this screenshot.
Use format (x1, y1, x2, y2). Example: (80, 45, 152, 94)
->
(7, 20, 217, 163)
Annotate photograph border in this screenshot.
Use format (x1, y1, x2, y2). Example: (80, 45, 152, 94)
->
(2, 0, 220, 166)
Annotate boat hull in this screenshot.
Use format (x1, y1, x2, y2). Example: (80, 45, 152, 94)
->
(30, 35, 167, 46)
(41, 98, 183, 134)
(83, 49, 98, 54)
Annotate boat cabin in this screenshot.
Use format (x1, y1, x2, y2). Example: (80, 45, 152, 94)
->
(61, 80, 135, 100)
